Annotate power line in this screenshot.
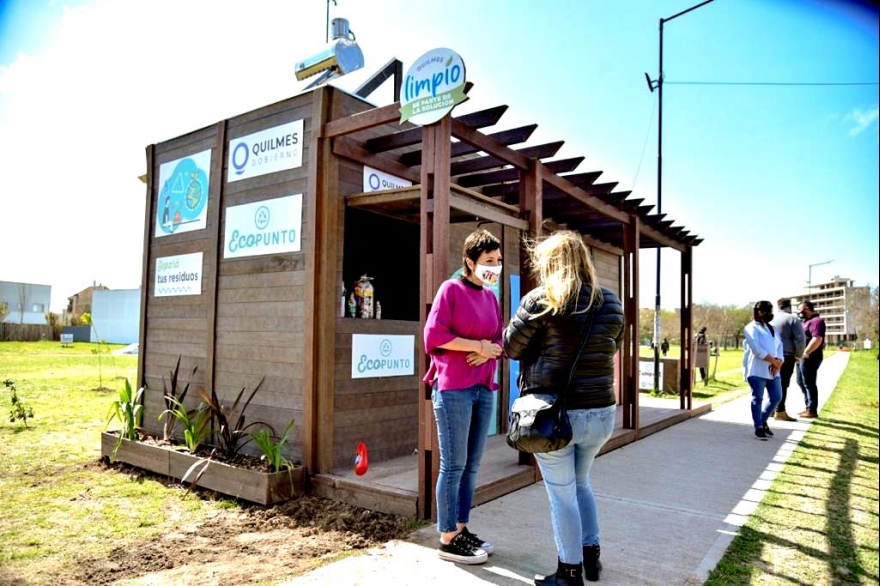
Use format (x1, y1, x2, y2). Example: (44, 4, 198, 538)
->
(631, 95, 657, 193)
(667, 81, 878, 86)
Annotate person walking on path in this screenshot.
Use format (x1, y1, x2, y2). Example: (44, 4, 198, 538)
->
(423, 229, 504, 565)
(796, 299, 826, 419)
(660, 338, 669, 357)
(503, 231, 624, 584)
(770, 298, 806, 421)
(743, 300, 784, 440)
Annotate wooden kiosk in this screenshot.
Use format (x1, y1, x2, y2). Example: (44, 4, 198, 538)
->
(137, 70, 701, 519)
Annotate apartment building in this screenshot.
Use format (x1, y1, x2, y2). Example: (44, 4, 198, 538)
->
(790, 277, 868, 346)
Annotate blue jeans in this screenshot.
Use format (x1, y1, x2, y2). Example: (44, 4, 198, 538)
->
(747, 376, 782, 429)
(796, 352, 823, 413)
(432, 384, 494, 533)
(534, 405, 616, 564)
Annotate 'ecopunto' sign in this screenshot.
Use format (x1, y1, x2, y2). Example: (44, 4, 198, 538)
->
(399, 48, 467, 126)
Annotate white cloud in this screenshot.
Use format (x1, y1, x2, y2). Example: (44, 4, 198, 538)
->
(846, 105, 879, 136)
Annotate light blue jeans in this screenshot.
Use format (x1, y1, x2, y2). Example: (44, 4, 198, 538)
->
(747, 375, 782, 429)
(535, 404, 616, 564)
(432, 384, 494, 533)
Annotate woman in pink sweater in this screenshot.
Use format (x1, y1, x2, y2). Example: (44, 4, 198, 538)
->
(423, 229, 504, 565)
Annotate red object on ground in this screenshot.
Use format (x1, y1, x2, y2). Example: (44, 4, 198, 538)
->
(354, 442, 369, 476)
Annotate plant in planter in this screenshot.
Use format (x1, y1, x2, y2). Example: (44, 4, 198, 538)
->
(105, 378, 144, 458)
(101, 374, 304, 504)
(252, 419, 296, 473)
(158, 394, 211, 453)
(199, 375, 272, 460)
(160, 356, 198, 442)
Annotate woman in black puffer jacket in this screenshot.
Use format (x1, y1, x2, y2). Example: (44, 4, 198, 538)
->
(503, 231, 623, 585)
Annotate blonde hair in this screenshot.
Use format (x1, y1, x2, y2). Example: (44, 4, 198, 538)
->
(527, 230, 601, 316)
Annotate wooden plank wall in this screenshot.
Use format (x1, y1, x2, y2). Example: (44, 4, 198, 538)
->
(212, 95, 314, 461)
(142, 93, 314, 464)
(142, 125, 217, 436)
(593, 248, 621, 296)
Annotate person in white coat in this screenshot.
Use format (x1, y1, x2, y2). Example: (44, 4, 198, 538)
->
(743, 300, 784, 440)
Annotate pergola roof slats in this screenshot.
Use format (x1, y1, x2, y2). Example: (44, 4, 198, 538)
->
(364, 105, 508, 153)
(328, 92, 699, 252)
(398, 124, 538, 167)
(450, 141, 564, 176)
(457, 157, 584, 188)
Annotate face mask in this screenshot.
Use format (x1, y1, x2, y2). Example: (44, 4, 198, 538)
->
(474, 263, 502, 285)
(763, 313, 774, 323)
(797, 311, 806, 319)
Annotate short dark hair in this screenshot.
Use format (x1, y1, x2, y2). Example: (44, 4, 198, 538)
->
(461, 229, 501, 276)
(799, 300, 815, 312)
(777, 297, 791, 310)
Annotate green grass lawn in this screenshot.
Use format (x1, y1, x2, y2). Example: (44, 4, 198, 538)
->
(705, 351, 879, 585)
(640, 344, 751, 404)
(0, 341, 241, 585)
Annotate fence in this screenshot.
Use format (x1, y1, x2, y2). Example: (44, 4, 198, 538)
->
(1, 323, 54, 342)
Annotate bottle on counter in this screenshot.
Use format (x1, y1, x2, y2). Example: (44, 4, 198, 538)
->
(348, 293, 357, 318)
(340, 281, 346, 318)
(375, 301, 382, 320)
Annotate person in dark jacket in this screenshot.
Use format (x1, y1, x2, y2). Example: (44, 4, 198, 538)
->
(504, 231, 624, 585)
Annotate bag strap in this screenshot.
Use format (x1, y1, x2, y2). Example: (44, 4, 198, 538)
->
(563, 296, 599, 396)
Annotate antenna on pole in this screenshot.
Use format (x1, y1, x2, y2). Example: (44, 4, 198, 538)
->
(326, 0, 337, 43)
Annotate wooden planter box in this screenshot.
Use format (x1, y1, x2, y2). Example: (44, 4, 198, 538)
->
(101, 432, 304, 505)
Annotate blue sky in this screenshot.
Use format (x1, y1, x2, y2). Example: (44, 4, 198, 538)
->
(0, 0, 877, 313)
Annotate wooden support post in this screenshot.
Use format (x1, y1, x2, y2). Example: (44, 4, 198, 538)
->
(204, 120, 227, 403)
(680, 246, 694, 410)
(418, 115, 452, 520)
(137, 145, 155, 391)
(516, 159, 543, 468)
(304, 86, 338, 475)
(622, 215, 640, 431)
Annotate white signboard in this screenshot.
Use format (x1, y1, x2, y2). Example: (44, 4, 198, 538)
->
(155, 252, 203, 297)
(363, 166, 412, 192)
(224, 194, 303, 259)
(400, 48, 467, 126)
(227, 120, 303, 183)
(155, 149, 211, 237)
(351, 334, 415, 379)
(638, 360, 665, 391)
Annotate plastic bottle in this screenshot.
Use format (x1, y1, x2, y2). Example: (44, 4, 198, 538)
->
(375, 301, 382, 320)
(340, 282, 346, 318)
(348, 293, 357, 318)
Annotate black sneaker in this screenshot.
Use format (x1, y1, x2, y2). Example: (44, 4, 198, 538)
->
(439, 532, 488, 564)
(755, 428, 768, 441)
(762, 423, 774, 438)
(460, 527, 494, 555)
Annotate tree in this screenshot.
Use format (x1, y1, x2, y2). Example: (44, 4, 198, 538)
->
(17, 284, 30, 324)
(0, 301, 9, 323)
(847, 285, 879, 345)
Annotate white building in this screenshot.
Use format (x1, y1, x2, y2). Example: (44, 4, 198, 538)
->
(90, 288, 141, 344)
(0, 280, 51, 324)
(789, 277, 868, 346)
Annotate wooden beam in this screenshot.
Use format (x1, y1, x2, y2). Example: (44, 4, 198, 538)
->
(541, 169, 629, 223)
(399, 124, 538, 167)
(482, 170, 602, 197)
(450, 141, 564, 176)
(137, 144, 155, 391)
(322, 102, 402, 138)
(451, 118, 531, 171)
(364, 105, 508, 153)
(458, 157, 584, 188)
(332, 137, 421, 183)
(204, 120, 226, 411)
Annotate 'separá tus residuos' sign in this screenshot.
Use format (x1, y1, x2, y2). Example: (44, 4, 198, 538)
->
(399, 48, 467, 126)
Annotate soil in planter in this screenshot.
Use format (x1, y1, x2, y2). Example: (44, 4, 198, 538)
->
(73, 473, 415, 586)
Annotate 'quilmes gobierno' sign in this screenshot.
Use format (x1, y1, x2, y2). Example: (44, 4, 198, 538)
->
(227, 120, 303, 183)
(351, 334, 415, 379)
(399, 48, 467, 126)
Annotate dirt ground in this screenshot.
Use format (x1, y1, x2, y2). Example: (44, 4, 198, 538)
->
(59, 463, 416, 586)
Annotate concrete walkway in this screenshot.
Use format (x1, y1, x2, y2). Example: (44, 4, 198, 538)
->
(281, 352, 849, 586)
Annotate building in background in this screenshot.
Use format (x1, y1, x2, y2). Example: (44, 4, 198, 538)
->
(0, 280, 52, 324)
(89, 288, 140, 344)
(790, 276, 868, 346)
(66, 283, 109, 321)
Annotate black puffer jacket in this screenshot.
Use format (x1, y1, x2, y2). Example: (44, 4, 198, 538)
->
(503, 284, 624, 410)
